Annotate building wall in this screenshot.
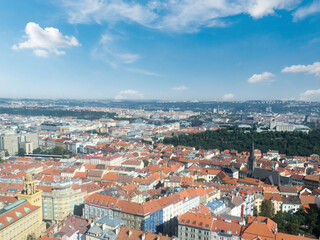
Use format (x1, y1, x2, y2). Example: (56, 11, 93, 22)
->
(0, 207, 43, 240)
(144, 209, 163, 233)
(282, 203, 300, 213)
(0, 133, 39, 155)
(42, 187, 85, 221)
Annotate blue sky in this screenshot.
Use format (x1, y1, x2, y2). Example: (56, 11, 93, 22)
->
(0, 0, 320, 101)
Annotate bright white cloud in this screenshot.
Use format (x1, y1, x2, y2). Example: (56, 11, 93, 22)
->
(12, 22, 80, 57)
(61, 0, 303, 33)
(293, 0, 320, 21)
(281, 62, 320, 76)
(248, 72, 275, 83)
(299, 88, 320, 101)
(115, 89, 144, 100)
(172, 85, 187, 91)
(222, 93, 234, 100)
(247, 0, 300, 19)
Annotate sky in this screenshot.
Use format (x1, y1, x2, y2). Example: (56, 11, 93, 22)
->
(0, 0, 320, 101)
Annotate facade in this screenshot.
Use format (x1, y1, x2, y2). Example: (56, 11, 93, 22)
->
(253, 194, 264, 214)
(17, 174, 43, 210)
(0, 199, 43, 240)
(84, 189, 203, 235)
(178, 212, 241, 240)
(281, 196, 301, 213)
(0, 133, 39, 156)
(304, 175, 320, 190)
(0, 174, 45, 240)
(41, 185, 85, 221)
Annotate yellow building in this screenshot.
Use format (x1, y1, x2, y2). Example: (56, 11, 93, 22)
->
(0, 174, 45, 240)
(17, 174, 43, 209)
(41, 185, 85, 221)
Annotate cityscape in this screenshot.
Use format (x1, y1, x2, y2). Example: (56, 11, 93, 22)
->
(1, 1, 320, 240)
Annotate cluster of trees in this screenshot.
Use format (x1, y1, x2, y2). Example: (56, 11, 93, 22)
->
(163, 128, 320, 156)
(33, 146, 70, 156)
(257, 200, 320, 237)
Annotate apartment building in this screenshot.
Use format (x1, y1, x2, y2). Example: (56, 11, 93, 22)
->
(0, 132, 39, 155)
(0, 199, 43, 240)
(40, 184, 85, 221)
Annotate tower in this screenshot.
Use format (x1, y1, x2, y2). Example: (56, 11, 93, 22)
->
(17, 173, 43, 210)
(247, 140, 257, 176)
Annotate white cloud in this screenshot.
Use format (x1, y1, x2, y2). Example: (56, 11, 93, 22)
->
(247, 0, 301, 19)
(293, 0, 320, 21)
(64, 0, 157, 25)
(222, 93, 234, 100)
(92, 32, 139, 67)
(12, 22, 80, 57)
(60, 0, 303, 33)
(125, 68, 161, 76)
(299, 88, 320, 101)
(172, 85, 187, 91)
(281, 62, 320, 76)
(248, 72, 275, 83)
(115, 89, 144, 100)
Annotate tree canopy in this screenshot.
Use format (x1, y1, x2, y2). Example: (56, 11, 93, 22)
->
(163, 128, 320, 156)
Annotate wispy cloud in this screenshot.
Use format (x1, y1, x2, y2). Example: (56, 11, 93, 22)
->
(293, 0, 320, 21)
(60, 0, 303, 33)
(125, 68, 161, 76)
(248, 72, 275, 84)
(114, 89, 144, 100)
(12, 22, 80, 57)
(172, 85, 187, 91)
(222, 93, 234, 100)
(282, 62, 320, 76)
(92, 32, 139, 67)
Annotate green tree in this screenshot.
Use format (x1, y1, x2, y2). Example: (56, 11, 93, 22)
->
(52, 146, 65, 155)
(27, 233, 36, 240)
(143, 159, 150, 167)
(260, 199, 275, 218)
(33, 147, 42, 154)
(18, 148, 26, 157)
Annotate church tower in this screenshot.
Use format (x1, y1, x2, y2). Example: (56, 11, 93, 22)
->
(247, 141, 257, 176)
(17, 174, 43, 212)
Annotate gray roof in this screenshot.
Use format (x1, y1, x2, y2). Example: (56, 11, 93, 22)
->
(206, 200, 225, 211)
(251, 168, 291, 186)
(96, 215, 125, 228)
(88, 225, 103, 235)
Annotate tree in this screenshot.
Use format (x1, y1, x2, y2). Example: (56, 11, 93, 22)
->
(18, 148, 26, 157)
(253, 206, 258, 216)
(33, 147, 42, 154)
(143, 159, 150, 167)
(260, 199, 275, 218)
(52, 146, 65, 155)
(27, 233, 36, 240)
(195, 178, 206, 182)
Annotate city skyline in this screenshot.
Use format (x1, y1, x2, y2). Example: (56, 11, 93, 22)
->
(0, 0, 320, 101)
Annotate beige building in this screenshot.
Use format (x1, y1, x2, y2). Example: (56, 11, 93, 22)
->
(41, 185, 85, 221)
(0, 199, 43, 240)
(253, 194, 264, 214)
(0, 133, 39, 156)
(0, 174, 45, 240)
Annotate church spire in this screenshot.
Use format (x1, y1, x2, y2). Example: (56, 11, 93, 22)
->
(248, 137, 257, 176)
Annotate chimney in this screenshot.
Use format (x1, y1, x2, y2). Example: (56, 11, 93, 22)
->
(141, 233, 146, 240)
(127, 230, 132, 236)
